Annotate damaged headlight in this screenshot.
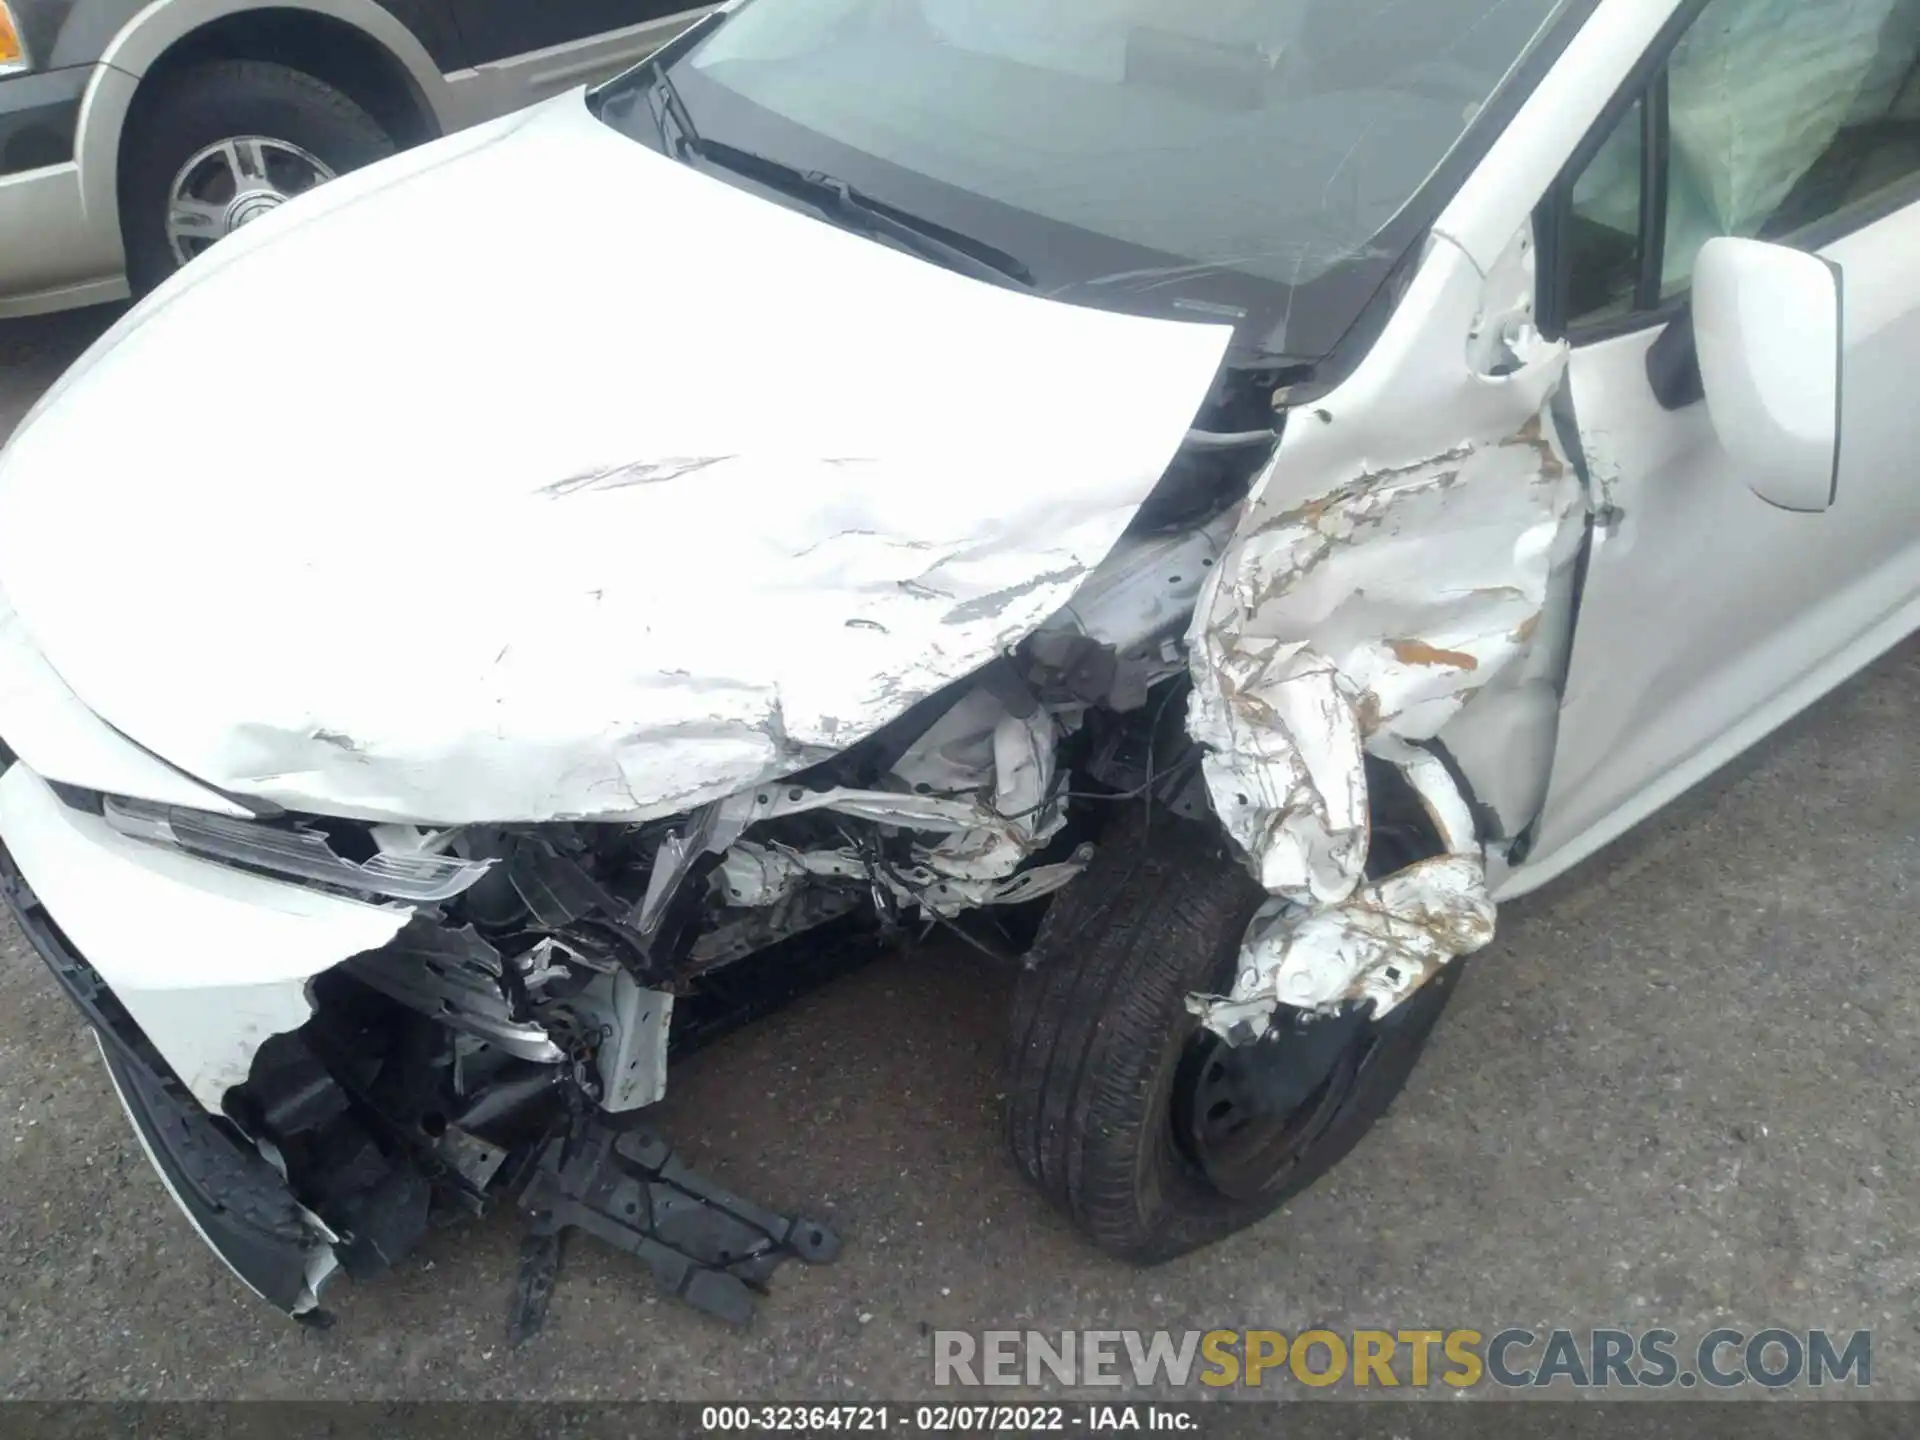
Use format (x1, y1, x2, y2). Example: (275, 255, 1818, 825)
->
(100, 796, 492, 902)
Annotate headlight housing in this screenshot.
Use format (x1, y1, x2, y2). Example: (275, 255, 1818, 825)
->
(0, 4, 31, 76)
(101, 795, 493, 902)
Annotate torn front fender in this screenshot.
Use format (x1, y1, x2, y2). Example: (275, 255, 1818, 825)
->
(1186, 229, 1586, 1035)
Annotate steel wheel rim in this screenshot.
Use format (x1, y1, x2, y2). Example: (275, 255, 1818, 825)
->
(166, 136, 336, 265)
(1171, 1010, 1371, 1201)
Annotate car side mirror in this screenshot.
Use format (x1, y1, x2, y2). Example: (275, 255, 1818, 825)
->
(1691, 236, 1843, 514)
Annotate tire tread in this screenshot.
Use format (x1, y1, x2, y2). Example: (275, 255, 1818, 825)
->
(1007, 808, 1462, 1263)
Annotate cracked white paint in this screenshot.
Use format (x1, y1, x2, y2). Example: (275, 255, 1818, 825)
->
(1185, 228, 1586, 1037)
(1196, 854, 1496, 1033)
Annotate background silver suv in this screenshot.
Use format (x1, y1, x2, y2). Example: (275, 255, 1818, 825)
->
(0, 0, 707, 315)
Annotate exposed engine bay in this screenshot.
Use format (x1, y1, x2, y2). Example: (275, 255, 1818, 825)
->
(196, 370, 1358, 1327)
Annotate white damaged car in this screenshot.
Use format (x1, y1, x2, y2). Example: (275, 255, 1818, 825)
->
(3, 0, 1918, 1325)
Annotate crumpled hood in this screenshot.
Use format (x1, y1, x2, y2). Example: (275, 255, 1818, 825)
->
(0, 93, 1230, 824)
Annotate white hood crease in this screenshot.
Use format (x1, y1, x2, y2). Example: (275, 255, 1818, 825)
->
(0, 94, 1232, 826)
(1184, 228, 1586, 1039)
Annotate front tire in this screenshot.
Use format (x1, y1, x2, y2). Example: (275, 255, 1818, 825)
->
(121, 60, 396, 294)
(1005, 809, 1462, 1262)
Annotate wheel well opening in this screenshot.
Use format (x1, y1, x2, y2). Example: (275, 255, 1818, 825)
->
(1363, 754, 1449, 879)
(123, 9, 437, 165)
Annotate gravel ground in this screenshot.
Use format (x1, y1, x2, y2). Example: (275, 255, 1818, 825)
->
(0, 307, 1915, 1402)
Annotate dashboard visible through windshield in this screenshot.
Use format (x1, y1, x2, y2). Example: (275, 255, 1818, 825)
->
(595, 0, 1576, 360)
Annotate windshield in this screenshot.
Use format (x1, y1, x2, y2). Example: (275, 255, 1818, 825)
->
(601, 0, 1574, 356)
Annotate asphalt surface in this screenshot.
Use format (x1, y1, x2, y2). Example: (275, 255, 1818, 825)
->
(0, 306, 1916, 1402)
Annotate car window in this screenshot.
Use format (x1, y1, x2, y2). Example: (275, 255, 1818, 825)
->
(1562, 0, 1920, 329)
(1563, 95, 1644, 324)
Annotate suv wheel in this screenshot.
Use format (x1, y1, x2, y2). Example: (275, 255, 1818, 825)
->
(121, 60, 396, 294)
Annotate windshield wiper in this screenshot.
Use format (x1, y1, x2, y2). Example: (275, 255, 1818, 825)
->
(662, 123, 1035, 292)
(646, 64, 702, 158)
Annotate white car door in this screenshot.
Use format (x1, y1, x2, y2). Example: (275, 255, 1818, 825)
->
(1518, 0, 1920, 885)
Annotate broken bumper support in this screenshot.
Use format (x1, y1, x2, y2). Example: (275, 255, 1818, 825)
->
(511, 1118, 841, 1337)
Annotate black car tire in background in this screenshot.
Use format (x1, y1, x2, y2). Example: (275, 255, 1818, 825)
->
(1005, 807, 1464, 1263)
(120, 60, 396, 295)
